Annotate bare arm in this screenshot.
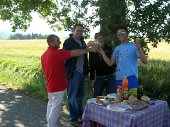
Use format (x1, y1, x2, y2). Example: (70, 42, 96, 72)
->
(70, 41, 94, 57)
(70, 48, 89, 57)
(135, 40, 148, 64)
(99, 47, 115, 66)
(137, 48, 148, 64)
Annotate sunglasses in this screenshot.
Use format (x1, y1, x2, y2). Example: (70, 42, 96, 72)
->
(117, 31, 127, 36)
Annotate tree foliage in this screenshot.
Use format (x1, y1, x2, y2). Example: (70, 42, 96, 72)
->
(0, 0, 169, 51)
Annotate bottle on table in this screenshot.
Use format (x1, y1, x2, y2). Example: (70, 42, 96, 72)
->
(122, 76, 128, 100)
(122, 76, 128, 90)
(137, 84, 144, 100)
(116, 86, 122, 101)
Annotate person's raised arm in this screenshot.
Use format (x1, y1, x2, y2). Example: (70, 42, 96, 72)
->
(135, 39, 148, 64)
(137, 48, 148, 64)
(99, 47, 115, 66)
(70, 48, 89, 57)
(70, 41, 94, 57)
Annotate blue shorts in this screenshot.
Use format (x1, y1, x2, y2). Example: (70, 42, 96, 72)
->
(116, 75, 138, 90)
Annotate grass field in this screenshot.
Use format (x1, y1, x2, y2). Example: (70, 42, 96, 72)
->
(0, 40, 170, 106)
(148, 42, 170, 61)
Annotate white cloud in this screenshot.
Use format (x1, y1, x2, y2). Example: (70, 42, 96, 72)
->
(0, 20, 12, 32)
(24, 12, 55, 34)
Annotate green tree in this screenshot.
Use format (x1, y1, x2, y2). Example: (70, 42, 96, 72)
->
(0, 0, 169, 51)
(8, 33, 47, 40)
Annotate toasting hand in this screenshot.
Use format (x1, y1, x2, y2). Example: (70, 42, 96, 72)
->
(87, 41, 100, 52)
(134, 38, 141, 50)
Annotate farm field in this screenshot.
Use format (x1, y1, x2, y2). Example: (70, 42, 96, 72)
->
(0, 40, 170, 106)
(148, 42, 170, 61)
(1, 39, 169, 59)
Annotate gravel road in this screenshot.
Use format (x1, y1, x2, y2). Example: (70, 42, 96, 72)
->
(0, 84, 75, 127)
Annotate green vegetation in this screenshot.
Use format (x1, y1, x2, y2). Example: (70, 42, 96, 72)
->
(0, 40, 48, 101)
(0, 40, 170, 107)
(139, 43, 170, 105)
(0, 1, 169, 52)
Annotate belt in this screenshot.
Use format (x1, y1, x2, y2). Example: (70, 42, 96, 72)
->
(96, 73, 115, 80)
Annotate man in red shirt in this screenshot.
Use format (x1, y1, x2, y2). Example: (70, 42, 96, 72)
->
(41, 34, 91, 127)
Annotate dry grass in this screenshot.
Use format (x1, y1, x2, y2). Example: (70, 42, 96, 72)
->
(148, 42, 170, 61)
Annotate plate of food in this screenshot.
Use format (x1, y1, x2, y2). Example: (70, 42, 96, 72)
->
(107, 93, 117, 99)
(87, 96, 109, 106)
(141, 96, 157, 105)
(95, 96, 110, 106)
(87, 96, 116, 106)
(87, 98, 96, 103)
(107, 102, 132, 112)
(127, 100, 149, 110)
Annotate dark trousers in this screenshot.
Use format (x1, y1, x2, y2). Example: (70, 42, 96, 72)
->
(93, 74, 116, 98)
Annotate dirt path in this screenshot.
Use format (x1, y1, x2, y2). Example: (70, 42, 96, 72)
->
(0, 84, 75, 127)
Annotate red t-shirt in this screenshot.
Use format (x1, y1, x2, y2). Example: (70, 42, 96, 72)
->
(41, 47, 71, 92)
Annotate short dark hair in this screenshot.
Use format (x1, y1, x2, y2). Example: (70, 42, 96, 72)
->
(73, 23, 84, 30)
(94, 32, 99, 39)
(47, 34, 58, 44)
(94, 32, 104, 39)
(116, 25, 128, 33)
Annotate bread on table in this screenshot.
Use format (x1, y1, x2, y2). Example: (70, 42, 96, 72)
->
(141, 95, 150, 101)
(128, 95, 138, 102)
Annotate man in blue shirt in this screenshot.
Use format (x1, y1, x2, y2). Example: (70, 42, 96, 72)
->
(99, 25, 148, 95)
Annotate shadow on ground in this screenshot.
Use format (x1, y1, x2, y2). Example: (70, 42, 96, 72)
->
(0, 85, 75, 127)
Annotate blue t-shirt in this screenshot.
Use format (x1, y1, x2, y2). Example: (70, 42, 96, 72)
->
(112, 42, 139, 80)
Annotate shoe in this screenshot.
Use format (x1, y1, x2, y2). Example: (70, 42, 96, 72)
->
(78, 118, 83, 124)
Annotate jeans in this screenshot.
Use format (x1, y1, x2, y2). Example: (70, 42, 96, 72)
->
(93, 74, 116, 98)
(47, 91, 64, 127)
(67, 70, 85, 121)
